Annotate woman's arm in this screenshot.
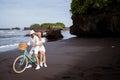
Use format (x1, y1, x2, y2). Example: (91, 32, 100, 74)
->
(37, 41, 43, 46)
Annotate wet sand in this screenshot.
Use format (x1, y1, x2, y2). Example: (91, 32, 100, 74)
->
(0, 37, 120, 80)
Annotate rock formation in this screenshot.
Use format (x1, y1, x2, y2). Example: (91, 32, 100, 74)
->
(70, 0, 120, 37)
(46, 28, 63, 41)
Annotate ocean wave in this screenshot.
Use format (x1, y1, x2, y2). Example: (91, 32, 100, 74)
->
(0, 35, 21, 38)
(0, 43, 20, 52)
(0, 43, 19, 49)
(0, 30, 29, 38)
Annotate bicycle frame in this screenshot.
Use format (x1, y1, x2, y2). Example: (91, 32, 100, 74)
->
(13, 48, 37, 73)
(24, 50, 36, 63)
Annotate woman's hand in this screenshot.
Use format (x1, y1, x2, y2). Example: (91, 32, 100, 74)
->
(32, 44, 36, 47)
(38, 42, 43, 46)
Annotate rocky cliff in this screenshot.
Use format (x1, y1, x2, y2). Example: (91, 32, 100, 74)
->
(70, 0, 120, 37)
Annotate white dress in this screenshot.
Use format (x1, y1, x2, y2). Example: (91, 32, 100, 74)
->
(39, 38, 46, 53)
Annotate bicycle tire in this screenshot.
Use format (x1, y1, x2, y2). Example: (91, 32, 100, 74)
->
(13, 55, 28, 73)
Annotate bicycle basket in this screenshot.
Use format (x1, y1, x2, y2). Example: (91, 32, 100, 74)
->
(18, 43, 28, 51)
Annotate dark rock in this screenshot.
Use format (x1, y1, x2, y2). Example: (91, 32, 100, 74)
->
(24, 26, 64, 40)
(24, 28, 64, 40)
(30, 26, 47, 32)
(11, 27, 20, 30)
(24, 34, 30, 37)
(24, 27, 30, 30)
(46, 28, 63, 41)
(70, 1, 120, 37)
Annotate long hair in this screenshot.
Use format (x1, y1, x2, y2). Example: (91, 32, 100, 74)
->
(37, 32, 42, 41)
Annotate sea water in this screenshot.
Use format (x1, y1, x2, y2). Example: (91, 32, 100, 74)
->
(0, 30, 75, 52)
(0, 30, 30, 52)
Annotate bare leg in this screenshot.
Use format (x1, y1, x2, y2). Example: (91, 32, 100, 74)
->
(34, 54, 40, 70)
(29, 53, 32, 57)
(40, 50, 47, 67)
(39, 51, 45, 63)
(40, 51, 43, 63)
(34, 54, 39, 64)
(28, 53, 32, 62)
(43, 52, 46, 64)
(26, 53, 33, 68)
(43, 52, 47, 67)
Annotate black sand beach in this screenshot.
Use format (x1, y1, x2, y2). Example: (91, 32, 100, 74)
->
(0, 37, 120, 80)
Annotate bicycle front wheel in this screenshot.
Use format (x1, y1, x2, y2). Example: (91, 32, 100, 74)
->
(13, 55, 28, 73)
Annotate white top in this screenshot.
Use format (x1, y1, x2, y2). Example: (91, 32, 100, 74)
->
(27, 35, 40, 46)
(41, 38, 45, 43)
(27, 35, 40, 54)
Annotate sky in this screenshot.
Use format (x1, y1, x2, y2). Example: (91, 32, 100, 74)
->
(0, 0, 72, 28)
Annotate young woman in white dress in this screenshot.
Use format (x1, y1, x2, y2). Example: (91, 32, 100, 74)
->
(37, 32, 47, 67)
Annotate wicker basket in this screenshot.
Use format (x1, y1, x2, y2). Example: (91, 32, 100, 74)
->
(18, 43, 28, 50)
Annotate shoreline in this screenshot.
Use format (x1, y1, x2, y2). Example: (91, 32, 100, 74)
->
(0, 37, 120, 80)
(0, 30, 75, 53)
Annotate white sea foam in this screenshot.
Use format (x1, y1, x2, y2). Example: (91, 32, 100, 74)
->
(0, 30, 30, 53)
(0, 43, 19, 52)
(0, 43, 18, 48)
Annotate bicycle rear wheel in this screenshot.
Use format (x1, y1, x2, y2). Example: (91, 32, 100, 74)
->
(13, 55, 28, 73)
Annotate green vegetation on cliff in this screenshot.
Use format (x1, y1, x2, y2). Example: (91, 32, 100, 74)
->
(30, 22, 65, 29)
(30, 24, 41, 29)
(41, 22, 65, 29)
(71, 0, 120, 14)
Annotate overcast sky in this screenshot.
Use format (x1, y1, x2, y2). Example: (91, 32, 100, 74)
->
(0, 0, 72, 28)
